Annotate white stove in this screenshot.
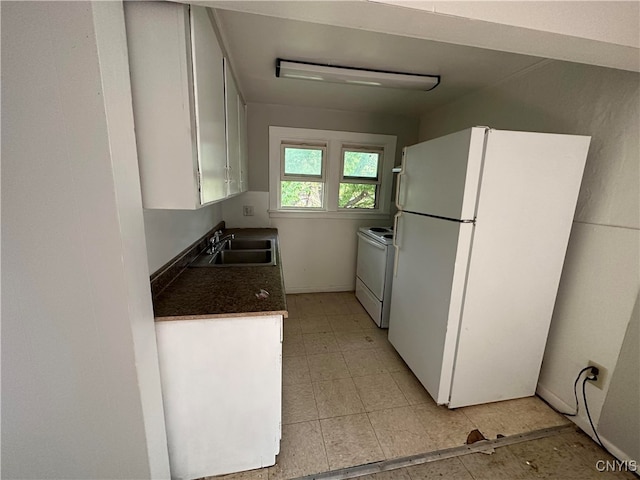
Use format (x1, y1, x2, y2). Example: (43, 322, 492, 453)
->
(358, 226, 394, 246)
(355, 226, 395, 328)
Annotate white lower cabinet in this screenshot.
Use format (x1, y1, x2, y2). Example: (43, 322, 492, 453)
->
(155, 315, 283, 479)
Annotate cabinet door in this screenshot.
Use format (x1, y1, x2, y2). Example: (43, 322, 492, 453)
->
(224, 58, 241, 196)
(238, 100, 249, 192)
(190, 5, 227, 205)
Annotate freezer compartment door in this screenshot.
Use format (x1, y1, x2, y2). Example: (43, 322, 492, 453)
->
(388, 212, 473, 405)
(397, 127, 485, 220)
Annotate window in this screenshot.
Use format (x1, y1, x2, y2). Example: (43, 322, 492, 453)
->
(339, 148, 382, 209)
(269, 127, 397, 218)
(280, 144, 326, 209)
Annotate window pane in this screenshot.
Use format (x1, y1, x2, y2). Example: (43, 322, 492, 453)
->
(284, 147, 323, 176)
(338, 183, 377, 209)
(281, 181, 324, 208)
(343, 151, 379, 179)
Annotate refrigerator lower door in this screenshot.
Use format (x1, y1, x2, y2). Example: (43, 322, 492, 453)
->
(388, 211, 473, 405)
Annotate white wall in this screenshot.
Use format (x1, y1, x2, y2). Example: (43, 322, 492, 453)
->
(418, 60, 639, 459)
(599, 292, 639, 463)
(240, 103, 419, 292)
(143, 203, 223, 274)
(2, 2, 169, 478)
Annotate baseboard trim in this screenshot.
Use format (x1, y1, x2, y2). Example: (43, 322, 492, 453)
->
(286, 285, 354, 294)
(536, 383, 634, 463)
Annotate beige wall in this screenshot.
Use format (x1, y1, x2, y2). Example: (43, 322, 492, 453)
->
(238, 103, 419, 292)
(419, 60, 639, 460)
(2, 3, 169, 478)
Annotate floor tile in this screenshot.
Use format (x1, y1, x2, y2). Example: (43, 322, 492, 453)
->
(299, 315, 332, 334)
(312, 377, 365, 419)
(353, 373, 409, 412)
(390, 371, 431, 405)
(282, 383, 318, 424)
(282, 355, 310, 386)
(367, 406, 436, 459)
(303, 332, 340, 355)
(506, 430, 594, 479)
(335, 330, 380, 352)
(343, 348, 388, 377)
(507, 428, 637, 480)
(461, 400, 517, 439)
(323, 302, 353, 315)
(328, 314, 366, 333)
(405, 458, 473, 480)
(459, 447, 535, 479)
(413, 402, 477, 450)
(506, 396, 571, 431)
(298, 302, 326, 316)
(374, 347, 409, 373)
(206, 467, 268, 479)
(282, 317, 301, 337)
(352, 313, 379, 330)
(320, 413, 385, 469)
(307, 352, 351, 382)
(461, 396, 567, 439)
(358, 468, 412, 480)
(286, 304, 300, 319)
(282, 333, 306, 357)
(348, 302, 368, 315)
(312, 292, 340, 303)
(268, 421, 329, 480)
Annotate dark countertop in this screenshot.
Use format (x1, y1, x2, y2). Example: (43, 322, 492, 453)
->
(153, 228, 287, 321)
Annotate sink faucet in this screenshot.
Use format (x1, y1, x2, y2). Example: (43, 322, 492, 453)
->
(207, 230, 235, 257)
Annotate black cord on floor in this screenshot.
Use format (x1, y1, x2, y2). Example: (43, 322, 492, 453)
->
(582, 376, 614, 457)
(544, 366, 628, 468)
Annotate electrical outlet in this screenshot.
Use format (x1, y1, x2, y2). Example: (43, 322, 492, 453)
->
(243, 205, 254, 216)
(587, 360, 607, 390)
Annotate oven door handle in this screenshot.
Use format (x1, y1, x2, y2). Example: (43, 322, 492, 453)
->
(357, 232, 386, 250)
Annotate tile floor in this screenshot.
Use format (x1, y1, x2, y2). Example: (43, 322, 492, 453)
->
(208, 292, 631, 480)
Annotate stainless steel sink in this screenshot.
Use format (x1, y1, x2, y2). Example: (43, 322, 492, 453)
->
(189, 238, 276, 267)
(225, 239, 272, 250)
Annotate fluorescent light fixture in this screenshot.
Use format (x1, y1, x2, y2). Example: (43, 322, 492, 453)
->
(276, 59, 440, 91)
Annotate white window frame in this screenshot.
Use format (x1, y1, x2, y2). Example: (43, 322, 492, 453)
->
(279, 143, 327, 210)
(269, 127, 397, 219)
(339, 146, 384, 210)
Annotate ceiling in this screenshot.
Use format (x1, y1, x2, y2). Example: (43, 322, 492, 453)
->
(207, 1, 639, 118)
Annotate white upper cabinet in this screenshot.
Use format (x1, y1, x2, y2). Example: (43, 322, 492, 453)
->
(124, 2, 227, 209)
(224, 59, 249, 196)
(224, 59, 241, 197)
(239, 101, 249, 193)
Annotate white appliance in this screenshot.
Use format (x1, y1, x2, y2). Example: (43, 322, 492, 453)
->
(389, 127, 590, 408)
(356, 227, 395, 328)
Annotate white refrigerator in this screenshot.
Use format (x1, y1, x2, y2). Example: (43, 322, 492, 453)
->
(388, 127, 590, 408)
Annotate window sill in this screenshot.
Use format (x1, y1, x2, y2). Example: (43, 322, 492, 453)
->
(268, 210, 392, 220)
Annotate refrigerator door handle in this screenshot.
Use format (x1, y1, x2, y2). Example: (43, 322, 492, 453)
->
(393, 212, 403, 277)
(396, 171, 407, 209)
(395, 148, 407, 209)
